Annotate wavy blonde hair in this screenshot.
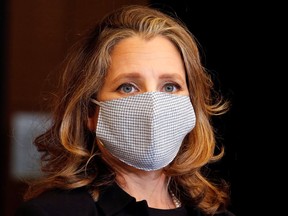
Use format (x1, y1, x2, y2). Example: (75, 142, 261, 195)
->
(24, 5, 231, 215)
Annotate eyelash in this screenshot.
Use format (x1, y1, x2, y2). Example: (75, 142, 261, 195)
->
(116, 82, 181, 94)
(163, 82, 181, 92)
(116, 83, 138, 93)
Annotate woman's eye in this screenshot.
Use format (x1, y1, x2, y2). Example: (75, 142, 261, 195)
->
(117, 83, 137, 93)
(163, 83, 180, 93)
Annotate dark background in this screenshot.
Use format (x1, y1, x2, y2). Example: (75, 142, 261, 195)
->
(1, 0, 284, 215)
(151, 1, 284, 215)
(150, 1, 243, 214)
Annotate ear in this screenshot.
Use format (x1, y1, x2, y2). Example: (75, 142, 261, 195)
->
(87, 105, 99, 131)
(87, 115, 97, 131)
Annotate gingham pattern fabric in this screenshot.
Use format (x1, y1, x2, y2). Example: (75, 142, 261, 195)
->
(93, 92, 196, 171)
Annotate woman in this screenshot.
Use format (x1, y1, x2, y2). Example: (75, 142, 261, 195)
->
(16, 5, 235, 216)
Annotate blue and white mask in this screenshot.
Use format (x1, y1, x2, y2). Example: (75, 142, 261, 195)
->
(91, 92, 196, 171)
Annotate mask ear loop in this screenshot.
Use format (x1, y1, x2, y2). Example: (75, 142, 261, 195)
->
(90, 98, 102, 146)
(96, 138, 105, 147)
(91, 98, 101, 106)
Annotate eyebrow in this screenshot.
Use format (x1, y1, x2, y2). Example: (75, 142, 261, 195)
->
(110, 72, 186, 84)
(111, 72, 143, 83)
(158, 73, 186, 83)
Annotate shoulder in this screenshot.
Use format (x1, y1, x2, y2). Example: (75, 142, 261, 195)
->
(15, 187, 98, 216)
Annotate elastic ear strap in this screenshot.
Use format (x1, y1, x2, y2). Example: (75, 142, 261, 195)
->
(91, 98, 101, 106)
(97, 138, 105, 147)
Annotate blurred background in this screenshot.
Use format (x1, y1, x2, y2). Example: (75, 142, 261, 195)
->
(2, 0, 282, 215)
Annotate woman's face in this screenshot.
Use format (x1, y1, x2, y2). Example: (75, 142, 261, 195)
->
(88, 35, 189, 130)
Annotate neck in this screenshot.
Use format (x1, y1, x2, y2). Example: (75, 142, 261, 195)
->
(116, 169, 176, 209)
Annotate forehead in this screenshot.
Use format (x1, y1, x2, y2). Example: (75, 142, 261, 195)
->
(107, 35, 185, 75)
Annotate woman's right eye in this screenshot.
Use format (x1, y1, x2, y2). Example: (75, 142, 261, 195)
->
(117, 83, 138, 94)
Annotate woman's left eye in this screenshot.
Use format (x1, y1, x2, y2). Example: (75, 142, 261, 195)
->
(163, 83, 180, 93)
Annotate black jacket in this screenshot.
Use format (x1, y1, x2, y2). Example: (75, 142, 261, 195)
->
(15, 183, 235, 216)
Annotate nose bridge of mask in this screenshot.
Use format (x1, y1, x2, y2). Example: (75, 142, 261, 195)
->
(90, 92, 160, 108)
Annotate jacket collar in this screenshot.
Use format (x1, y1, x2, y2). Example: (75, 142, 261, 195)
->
(97, 182, 149, 215)
(96, 182, 202, 216)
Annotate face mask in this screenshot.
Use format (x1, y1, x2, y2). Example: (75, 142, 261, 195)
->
(91, 92, 196, 171)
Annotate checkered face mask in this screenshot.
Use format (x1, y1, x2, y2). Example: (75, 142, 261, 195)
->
(91, 92, 196, 171)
